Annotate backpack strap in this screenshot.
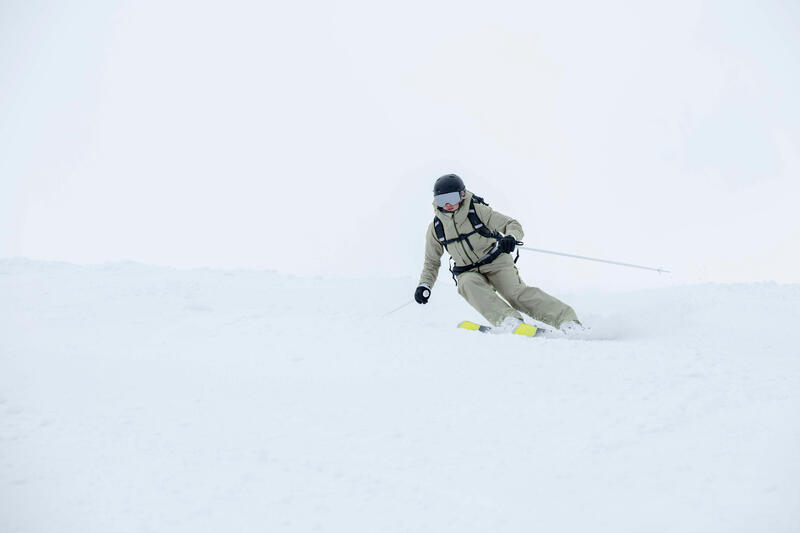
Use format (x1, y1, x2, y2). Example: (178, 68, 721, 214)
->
(432, 217, 448, 251)
(466, 199, 500, 241)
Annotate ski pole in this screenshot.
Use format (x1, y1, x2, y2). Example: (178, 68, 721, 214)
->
(382, 299, 415, 317)
(518, 246, 670, 274)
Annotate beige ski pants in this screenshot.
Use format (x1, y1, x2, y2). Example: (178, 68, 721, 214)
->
(457, 253, 579, 328)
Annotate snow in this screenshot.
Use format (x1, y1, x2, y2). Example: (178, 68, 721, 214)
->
(1, 259, 799, 532)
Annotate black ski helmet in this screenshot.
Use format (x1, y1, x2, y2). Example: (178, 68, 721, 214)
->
(433, 174, 466, 196)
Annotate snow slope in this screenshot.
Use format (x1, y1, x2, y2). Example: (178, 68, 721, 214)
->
(1, 259, 799, 532)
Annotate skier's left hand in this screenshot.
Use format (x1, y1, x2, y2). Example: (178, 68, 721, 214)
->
(499, 235, 517, 254)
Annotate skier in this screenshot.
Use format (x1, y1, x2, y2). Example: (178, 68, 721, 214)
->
(415, 174, 583, 334)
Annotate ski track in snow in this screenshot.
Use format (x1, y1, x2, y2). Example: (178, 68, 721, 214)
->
(1, 258, 799, 532)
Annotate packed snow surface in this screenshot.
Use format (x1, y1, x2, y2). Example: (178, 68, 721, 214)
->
(1, 259, 799, 532)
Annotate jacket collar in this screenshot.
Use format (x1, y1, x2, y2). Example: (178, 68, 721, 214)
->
(432, 190, 473, 225)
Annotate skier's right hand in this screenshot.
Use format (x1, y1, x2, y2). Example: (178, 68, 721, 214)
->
(414, 285, 431, 304)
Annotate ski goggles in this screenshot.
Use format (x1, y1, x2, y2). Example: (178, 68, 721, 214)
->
(434, 191, 463, 208)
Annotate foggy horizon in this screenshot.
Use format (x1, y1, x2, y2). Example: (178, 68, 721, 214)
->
(2, 0, 798, 290)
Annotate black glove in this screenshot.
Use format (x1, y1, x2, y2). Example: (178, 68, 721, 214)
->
(499, 235, 517, 254)
(414, 285, 431, 304)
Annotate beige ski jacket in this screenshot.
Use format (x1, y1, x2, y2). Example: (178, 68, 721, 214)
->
(418, 191, 524, 288)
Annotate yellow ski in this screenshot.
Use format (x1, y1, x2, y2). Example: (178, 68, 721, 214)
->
(458, 320, 492, 333)
(458, 320, 539, 337)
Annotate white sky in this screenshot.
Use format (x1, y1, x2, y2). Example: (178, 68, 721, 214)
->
(2, 0, 799, 289)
